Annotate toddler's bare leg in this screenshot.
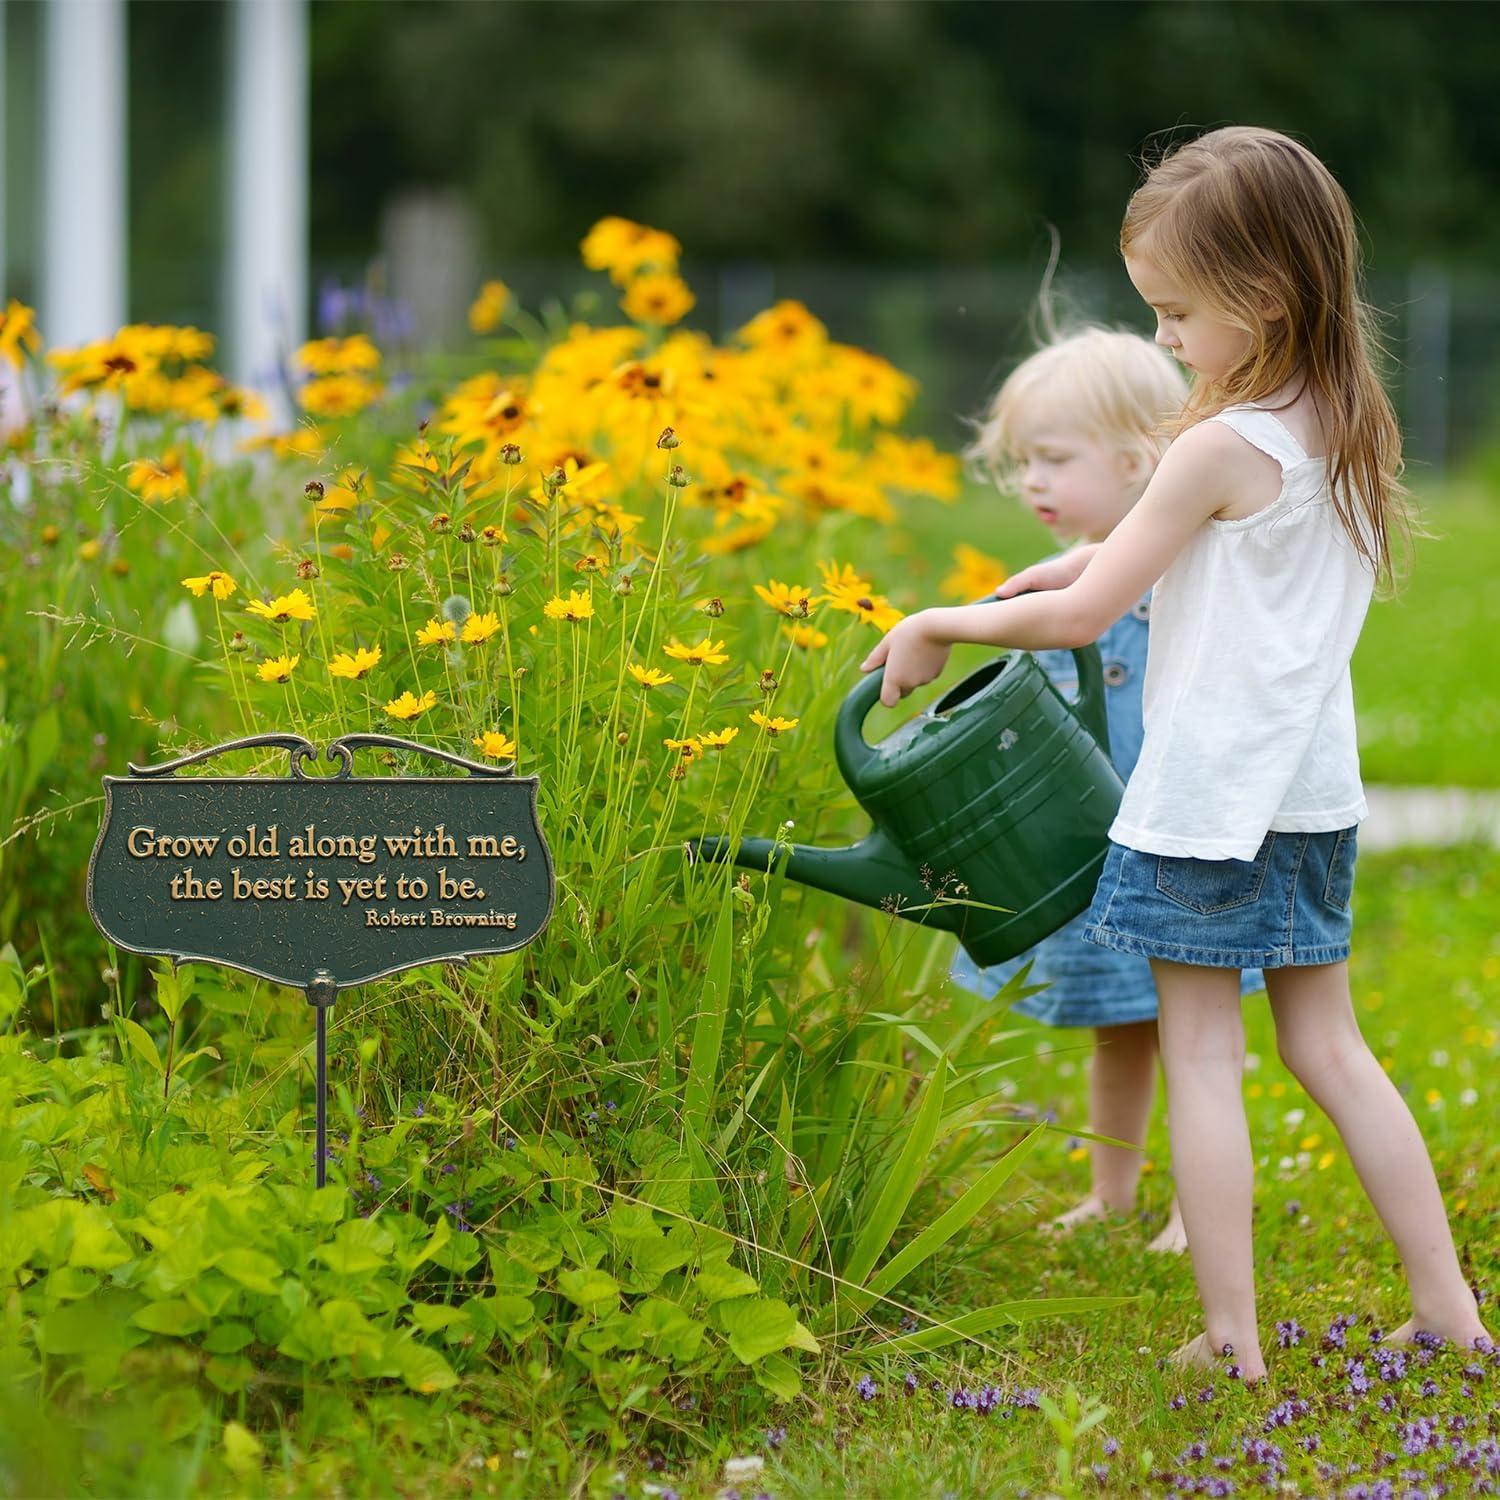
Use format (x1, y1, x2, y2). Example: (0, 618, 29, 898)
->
(1152, 959, 1266, 1380)
(1042, 1019, 1157, 1234)
(1266, 961, 1490, 1347)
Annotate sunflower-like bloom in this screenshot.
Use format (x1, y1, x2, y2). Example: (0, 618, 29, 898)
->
(468, 280, 511, 334)
(542, 590, 594, 624)
(181, 570, 238, 601)
(328, 645, 382, 680)
(627, 664, 673, 688)
(622, 272, 695, 327)
(580, 217, 681, 286)
(246, 588, 316, 624)
(750, 710, 800, 736)
(663, 637, 728, 667)
(257, 653, 300, 683)
(698, 726, 739, 749)
(126, 450, 189, 504)
(460, 612, 501, 644)
(471, 730, 518, 760)
(384, 689, 437, 721)
(753, 578, 814, 618)
(416, 617, 457, 646)
(0, 300, 43, 369)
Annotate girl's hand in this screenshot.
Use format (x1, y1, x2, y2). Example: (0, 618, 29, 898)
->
(994, 542, 1099, 598)
(859, 611, 953, 707)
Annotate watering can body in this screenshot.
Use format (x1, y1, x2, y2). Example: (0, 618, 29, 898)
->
(690, 645, 1124, 967)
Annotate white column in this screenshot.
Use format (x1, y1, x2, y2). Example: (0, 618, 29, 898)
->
(228, 0, 308, 404)
(41, 0, 128, 344)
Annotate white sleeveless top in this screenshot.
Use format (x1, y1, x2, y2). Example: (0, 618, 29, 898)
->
(1108, 402, 1376, 861)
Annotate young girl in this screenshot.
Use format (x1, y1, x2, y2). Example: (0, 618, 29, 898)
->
(951, 324, 1264, 1253)
(863, 125, 1490, 1381)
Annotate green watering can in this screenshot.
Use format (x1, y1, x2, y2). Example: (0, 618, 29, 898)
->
(689, 642, 1124, 966)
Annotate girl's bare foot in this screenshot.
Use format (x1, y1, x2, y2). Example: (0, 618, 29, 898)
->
(1384, 1312, 1493, 1349)
(1170, 1331, 1267, 1383)
(1146, 1197, 1189, 1254)
(1039, 1193, 1116, 1236)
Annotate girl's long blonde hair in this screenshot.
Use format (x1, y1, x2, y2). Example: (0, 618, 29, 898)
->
(1121, 125, 1417, 591)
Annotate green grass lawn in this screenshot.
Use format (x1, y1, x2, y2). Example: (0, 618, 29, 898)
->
(890, 477, 1500, 789)
(658, 844, 1500, 1499)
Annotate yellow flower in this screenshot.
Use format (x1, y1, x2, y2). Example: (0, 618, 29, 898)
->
(663, 636, 728, 667)
(664, 736, 704, 760)
(298, 373, 383, 418)
(328, 645, 382, 680)
(181, 570, 238, 601)
(621, 272, 695, 327)
(126, 449, 189, 504)
(781, 622, 829, 649)
(468, 280, 511, 334)
(868, 433, 962, 502)
(822, 582, 903, 631)
(0, 300, 43, 369)
(416, 617, 457, 646)
(699, 727, 739, 749)
(78, 539, 101, 562)
(627, 663, 673, 688)
(293, 335, 381, 375)
(471, 730, 518, 760)
(736, 299, 828, 361)
(543, 590, 595, 624)
(580, 217, 681, 286)
(257, 653, 299, 683)
(460, 611, 501, 644)
(246, 588, 316, 624)
(753, 578, 815, 618)
(814, 557, 873, 598)
(940, 542, 1008, 604)
(384, 689, 437, 721)
(750, 710, 800, 736)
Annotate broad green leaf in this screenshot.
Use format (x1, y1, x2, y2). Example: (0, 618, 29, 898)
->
(841, 1060, 947, 1288)
(314, 1218, 393, 1276)
(222, 1421, 264, 1475)
(132, 1298, 207, 1336)
(152, 1385, 205, 1443)
(556, 1267, 620, 1311)
(753, 1351, 803, 1402)
(408, 1303, 467, 1335)
(202, 1322, 255, 1354)
(693, 1264, 758, 1304)
(217, 1246, 282, 1296)
(717, 1296, 797, 1365)
(392, 1336, 459, 1393)
(120, 1016, 163, 1074)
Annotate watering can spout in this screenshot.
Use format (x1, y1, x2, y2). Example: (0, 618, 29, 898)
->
(689, 828, 963, 938)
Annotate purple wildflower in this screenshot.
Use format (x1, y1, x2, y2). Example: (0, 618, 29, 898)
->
(1277, 1318, 1306, 1348)
(855, 1375, 878, 1402)
(1102, 1436, 1120, 1457)
(904, 1372, 918, 1396)
(764, 1426, 786, 1449)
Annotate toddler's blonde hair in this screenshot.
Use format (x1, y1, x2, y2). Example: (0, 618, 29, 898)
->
(965, 324, 1188, 491)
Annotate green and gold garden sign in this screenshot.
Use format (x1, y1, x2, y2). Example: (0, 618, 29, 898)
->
(87, 732, 554, 1183)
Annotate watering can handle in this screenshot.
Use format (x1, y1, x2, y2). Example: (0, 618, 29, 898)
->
(1068, 643, 1111, 761)
(834, 666, 889, 790)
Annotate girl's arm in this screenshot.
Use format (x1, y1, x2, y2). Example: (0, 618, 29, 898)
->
(993, 542, 1100, 597)
(861, 422, 1249, 707)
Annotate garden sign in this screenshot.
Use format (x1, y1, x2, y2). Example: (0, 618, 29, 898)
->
(86, 733, 555, 1184)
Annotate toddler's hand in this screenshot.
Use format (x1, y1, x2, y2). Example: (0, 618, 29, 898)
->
(994, 542, 1099, 598)
(859, 612, 953, 707)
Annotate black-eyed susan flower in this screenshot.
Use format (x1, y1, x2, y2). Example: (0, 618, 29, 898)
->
(181, 570, 239, 601)
(460, 611, 501, 644)
(126, 450, 189, 504)
(663, 735, 703, 761)
(257, 653, 300, 683)
(940, 542, 1007, 603)
(781, 622, 830, 650)
(0, 300, 42, 368)
(298, 373, 383, 418)
(471, 730, 518, 760)
(480, 524, 505, 547)
(580, 217, 681, 286)
(736, 299, 827, 362)
(753, 578, 814, 618)
(823, 584, 903, 631)
(328, 645, 382, 680)
(543, 590, 594, 624)
(627, 664, 672, 689)
(246, 588, 316, 624)
(384, 689, 437, 721)
(416, 617, 457, 646)
(293, 335, 381, 376)
(468, 279, 511, 334)
(699, 726, 739, 749)
(622, 272, 695, 327)
(663, 637, 728, 667)
(750, 710, 800, 736)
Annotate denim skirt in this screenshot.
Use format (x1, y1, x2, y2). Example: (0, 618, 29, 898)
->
(1082, 826, 1358, 969)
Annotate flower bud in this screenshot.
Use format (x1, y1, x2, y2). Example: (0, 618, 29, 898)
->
(304, 479, 325, 501)
(457, 521, 477, 544)
(700, 596, 725, 618)
(666, 464, 690, 488)
(494, 576, 514, 597)
(758, 669, 778, 694)
(613, 574, 633, 596)
(296, 558, 320, 580)
(480, 524, 503, 547)
(40, 524, 60, 546)
(387, 551, 410, 572)
(616, 731, 629, 746)
(656, 426, 680, 450)
(500, 442, 522, 466)
(542, 467, 567, 499)
(110, 558, 130, 577)
(429, 511, 452, 534)
(228, 630, 249, 653)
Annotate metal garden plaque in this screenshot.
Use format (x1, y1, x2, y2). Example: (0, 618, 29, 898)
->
(87, 733, 555, 1184)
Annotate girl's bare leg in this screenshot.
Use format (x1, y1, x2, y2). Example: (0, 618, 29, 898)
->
(1043, 1019, 1158, 1233)
(1265, 961, 1490, 1347)
(1151, 959, 1266, 1380)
